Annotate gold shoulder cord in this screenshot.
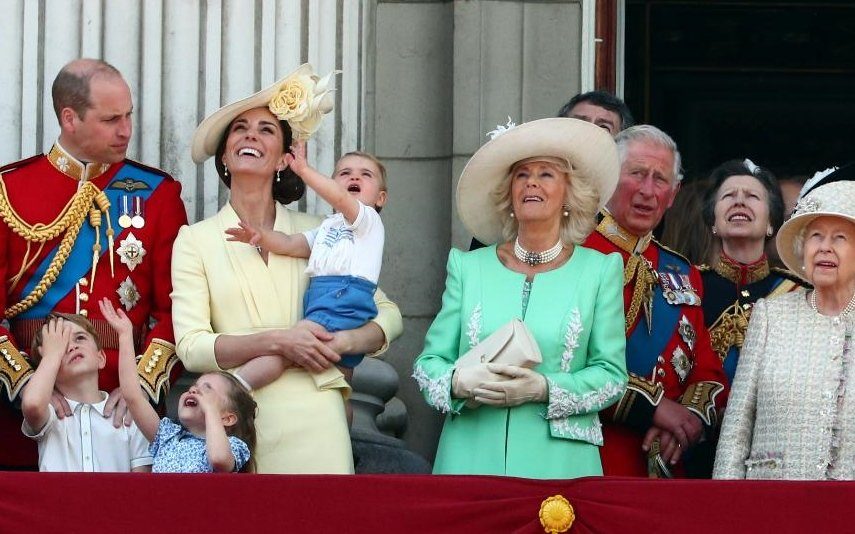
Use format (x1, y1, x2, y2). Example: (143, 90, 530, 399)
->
(0, 176, 101, 319)
(624, 255, 656, 334)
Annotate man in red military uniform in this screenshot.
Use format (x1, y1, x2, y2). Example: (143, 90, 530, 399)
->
(0, 59, 187, 469)
(583, 125, 728, 477)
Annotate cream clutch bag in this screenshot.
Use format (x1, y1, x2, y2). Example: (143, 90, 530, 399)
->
(455, 319, 542, 369)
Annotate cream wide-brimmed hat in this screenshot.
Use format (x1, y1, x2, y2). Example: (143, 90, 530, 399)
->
(191, 63, 337, 164)
(776, 163, 855, 280)
(456, 117, 620, 245)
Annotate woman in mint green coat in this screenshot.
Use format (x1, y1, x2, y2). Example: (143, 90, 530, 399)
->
(413, 118, 628, 479)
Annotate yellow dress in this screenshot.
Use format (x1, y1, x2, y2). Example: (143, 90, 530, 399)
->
(171, 202, 402, 474)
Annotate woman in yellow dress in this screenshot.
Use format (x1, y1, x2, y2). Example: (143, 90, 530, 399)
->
(172, 65, 402, 473)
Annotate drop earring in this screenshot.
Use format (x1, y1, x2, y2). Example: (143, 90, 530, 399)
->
(276, 169, 282, 183)
(223, 164, 229, 178)
(562, 205, 570, 217)
(711, 226, 717, 235)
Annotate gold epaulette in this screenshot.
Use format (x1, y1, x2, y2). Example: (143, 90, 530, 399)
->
(612, 373, 663, 423)
(652, 238, 692, 266)
(0, 336, 33, 401)
(679, 381, 725, 427)
(137, 338, 179, 404)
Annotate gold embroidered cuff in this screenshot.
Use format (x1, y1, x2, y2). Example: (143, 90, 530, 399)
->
(680, 381, 725, 427)
(137, 338, 178, 403)
(0, 336, 34, 401)
(612, 373, 663, 423)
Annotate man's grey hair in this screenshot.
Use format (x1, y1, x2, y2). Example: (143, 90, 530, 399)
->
(615, 125, 683, 186)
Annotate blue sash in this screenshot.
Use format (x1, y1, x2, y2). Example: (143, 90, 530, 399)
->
(19, 164, 164, 319)
(625, 247, 689, 376)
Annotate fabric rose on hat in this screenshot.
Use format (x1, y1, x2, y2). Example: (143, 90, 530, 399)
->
(268, 68, 338, 140)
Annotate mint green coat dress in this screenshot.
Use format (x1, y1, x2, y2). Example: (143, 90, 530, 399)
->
(413, 245, 627, 479)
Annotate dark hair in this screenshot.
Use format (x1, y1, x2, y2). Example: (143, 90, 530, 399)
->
(214, 371, 258, 473)
(556, 90, 635, 131)
(660, 179, 717, 265)
(51, 59, 122, 121)
(701, 159, 785, 239)
(214, 113, 305, 205)
(30, 313, 102, 365)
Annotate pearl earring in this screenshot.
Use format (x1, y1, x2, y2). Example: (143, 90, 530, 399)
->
(276, 169, 282, 183)
(509, 212, 515, 219)
(711, 227, 717, 235)
(223, 164, 229, 178)
(562, 205, 570, 217)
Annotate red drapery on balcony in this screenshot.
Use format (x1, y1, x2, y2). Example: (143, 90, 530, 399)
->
(1, 473, 849, 533)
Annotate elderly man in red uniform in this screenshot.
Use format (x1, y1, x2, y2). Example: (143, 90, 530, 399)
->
(0, 59, 187, 469)
(584, 125, 728, 477)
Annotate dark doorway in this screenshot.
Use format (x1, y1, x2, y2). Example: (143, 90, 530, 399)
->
(624, 1, 855, 181)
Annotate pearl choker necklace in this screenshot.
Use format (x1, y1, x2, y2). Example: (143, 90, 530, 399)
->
(514, 238, 563, 266)
(809, 290, 855, 319)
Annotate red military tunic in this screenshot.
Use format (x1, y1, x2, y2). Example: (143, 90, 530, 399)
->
(583, 212, 728, 477)
(0, 142, 187, 468)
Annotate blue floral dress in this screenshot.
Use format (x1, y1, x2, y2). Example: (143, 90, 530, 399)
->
(150, 418, 250, 473)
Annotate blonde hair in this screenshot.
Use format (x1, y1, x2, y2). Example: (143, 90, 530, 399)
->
(337, 151, 388, 192)
(492, 156, 600, 245)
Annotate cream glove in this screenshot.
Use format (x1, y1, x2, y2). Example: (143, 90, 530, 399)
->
(472, 363, 547, 407)
(452, 364, 508, 399)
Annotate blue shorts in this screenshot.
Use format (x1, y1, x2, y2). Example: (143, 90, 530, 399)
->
(303, 275, 378, 368)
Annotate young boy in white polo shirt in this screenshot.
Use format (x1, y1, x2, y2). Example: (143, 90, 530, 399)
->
(21, 314, 152, 472)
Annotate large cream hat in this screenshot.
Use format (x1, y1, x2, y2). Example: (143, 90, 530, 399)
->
(191, 63, 336, 164)
(776, 163, 855, 280)
(456, 117, 619, 244)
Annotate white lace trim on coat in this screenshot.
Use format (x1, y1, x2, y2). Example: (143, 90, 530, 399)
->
(466, 303, 482, 349)
(545, 378, 624, 419)
(412, 366, 454, 414)
(549, 417, 604, 446)
(560, 308, 583, 372)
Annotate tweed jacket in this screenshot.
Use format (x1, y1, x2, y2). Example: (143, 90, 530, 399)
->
(714, 290, 855, 480)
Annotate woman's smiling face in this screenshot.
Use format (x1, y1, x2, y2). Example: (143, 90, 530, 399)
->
(221, 107, 287, 180)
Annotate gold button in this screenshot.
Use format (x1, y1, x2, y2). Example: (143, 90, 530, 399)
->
(79, 293, 89, 302)
(80, 309, 88, 317)
(78, 278, 88, 286)
(657, 369, 665, 377)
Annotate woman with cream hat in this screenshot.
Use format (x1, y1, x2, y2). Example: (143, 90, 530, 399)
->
(413, 118, 628, 478)
(715, 163, 855, 480)
(171, 65, 402, 473)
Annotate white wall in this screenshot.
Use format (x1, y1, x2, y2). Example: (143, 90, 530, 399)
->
(0, 0, 362, 222)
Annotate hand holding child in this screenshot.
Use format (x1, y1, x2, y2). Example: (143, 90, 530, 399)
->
(98, 298, 133, 339)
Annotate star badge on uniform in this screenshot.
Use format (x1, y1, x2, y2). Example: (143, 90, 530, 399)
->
(116, 233, 146, 271)
(117, 276, 140, 310)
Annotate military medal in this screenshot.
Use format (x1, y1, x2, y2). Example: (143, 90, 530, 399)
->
(117, 233, 146, 271)
(670, 346, 692, 383)
(678, 315, 696, 350)
(118, 195, 132, 228)
(658, 271, 701, 306)
(131, 196, 145, 228)
(117, 276, 140, 310)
